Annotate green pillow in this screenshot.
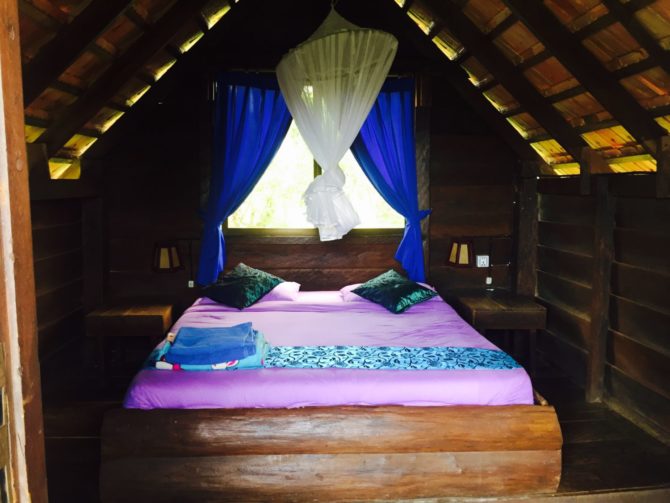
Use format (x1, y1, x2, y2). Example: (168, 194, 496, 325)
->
(202, 263, 284, 309)
(352, 269, 437, 314)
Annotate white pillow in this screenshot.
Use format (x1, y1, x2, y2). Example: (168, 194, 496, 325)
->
(262, 281, 301, 301)
(340, 282, 438, 302)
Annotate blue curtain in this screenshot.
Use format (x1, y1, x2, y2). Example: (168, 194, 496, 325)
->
(351, 78, 431, 282)
(196, 73, 291, 285)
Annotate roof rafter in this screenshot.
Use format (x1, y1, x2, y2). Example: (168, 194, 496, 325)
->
(504, 0, 665, 158)
(22, 0, 133, 105)
(423, 0, 596, 166)
(601, 0, 670, 77)
(37, 0, 212, 157)
(379, 0, 543, 166)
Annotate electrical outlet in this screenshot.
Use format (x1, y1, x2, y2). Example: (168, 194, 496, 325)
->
(476, 255, 490, 268)
(188, 280, 195, 288)
(485, 276, 493, 286)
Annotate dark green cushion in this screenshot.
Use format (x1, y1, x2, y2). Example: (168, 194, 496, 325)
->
(202, 263, 284, 309)
(352, 269, 437, 314)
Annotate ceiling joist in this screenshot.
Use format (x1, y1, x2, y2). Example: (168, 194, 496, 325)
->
(22, 0, 133, 106)
(37, 0, 213, 158)
(504, 0, 666, 158)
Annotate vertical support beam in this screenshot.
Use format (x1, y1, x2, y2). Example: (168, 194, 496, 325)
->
(580, 147, 596, 195)
(515, 176, 538, 296)
(82, 196, 105, 311)
(0, 0, 47, 500)
(657, 136, 670, 199)
(586, 176, 615, 402)
(415, 74, 432, 278)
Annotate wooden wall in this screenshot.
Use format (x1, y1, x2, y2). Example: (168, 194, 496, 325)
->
(536, 175, 670, 441)
(31, 199, 84, 361)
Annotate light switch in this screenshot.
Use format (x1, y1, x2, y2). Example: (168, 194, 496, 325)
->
(476, 255, 490, 268)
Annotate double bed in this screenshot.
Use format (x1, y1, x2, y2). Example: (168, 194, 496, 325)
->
(101, 289, 562, 501)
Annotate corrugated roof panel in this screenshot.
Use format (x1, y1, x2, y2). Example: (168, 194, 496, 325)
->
(523, 56, 579, 97)
(633, 0, 670, 50)
(170, 21, 204, 54)
(144, 51, 177, 81)
(546, 162, 580, 176)
(84, 107, 124, 134)
(531, 139, 574, 165)
(463, 0, 511, 35)
(60, 50, 111, 89)
(493, 21, 545, 65)
(506, 112, 547, 139)
(49, 0, 92, 18)
(461, 57, 493, 87)
(581, 126, 642, 158)
(544, 0, 608, 33)
(393, 0, 405, 7)
(483, 84, 519, 113)
(58, 134, 98, 158)
(25, 87, 77, 121)
(619, 66, 670, 109)
(48, 158, 81, 180)
(201, 0, 232, 29)
(655, 115, 670, 133)
(95, 14, 143, 57)
(553, 91, 611, 127)
(608, 155, 656, 173)
(582, 22, 649, 71)
(432, 27, 464, 60)
(407, 0, 436, 35)
(113, 78, 151, 107)
(25, 125, 46, 143)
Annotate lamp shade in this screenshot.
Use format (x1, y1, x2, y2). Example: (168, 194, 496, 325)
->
(446, 238, 473, 267)
(153, 242, 183, 272)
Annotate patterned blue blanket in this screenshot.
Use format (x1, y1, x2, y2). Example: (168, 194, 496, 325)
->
(264, 345, 520, 371)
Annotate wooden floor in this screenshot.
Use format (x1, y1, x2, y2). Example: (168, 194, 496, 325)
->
(41, 347, 670, 502)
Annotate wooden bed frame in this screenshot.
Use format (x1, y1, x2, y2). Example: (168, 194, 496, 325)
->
(100, 401, 562, 501)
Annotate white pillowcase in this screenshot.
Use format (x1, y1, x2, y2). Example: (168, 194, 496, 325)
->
(340, 282, 438, 302)
(262, 281, 301, 301)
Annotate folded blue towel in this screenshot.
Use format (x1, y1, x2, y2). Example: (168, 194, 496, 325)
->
(165, 322, 258, 365)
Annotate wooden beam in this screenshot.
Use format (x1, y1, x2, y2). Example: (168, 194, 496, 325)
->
(657, 135, 670, 198)
(380, 0, 545, 163)
(0, 0, 47, 500)
(22, 0, 132, 105)
(504, 0, 665, 158)
(38, 0, 211, 157)
(426, 0, 591, 164)
(602, 0, 670, 77)
(586, 176, 614, 402)
(515, 176, 538, 296)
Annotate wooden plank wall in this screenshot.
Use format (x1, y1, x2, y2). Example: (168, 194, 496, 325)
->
(31, 199, 85, 360)
(428, 135, 517, 289)
(537, 175, 670, 441)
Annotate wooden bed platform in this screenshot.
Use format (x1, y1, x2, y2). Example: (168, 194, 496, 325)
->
(100, 402, 562, 502)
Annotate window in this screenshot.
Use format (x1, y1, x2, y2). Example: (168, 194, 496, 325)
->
(228, 121, 404, 229)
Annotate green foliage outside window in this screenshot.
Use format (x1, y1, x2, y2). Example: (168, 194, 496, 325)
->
(228, 121, 404, 229)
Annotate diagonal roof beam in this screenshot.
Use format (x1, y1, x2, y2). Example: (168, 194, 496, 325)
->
(22, 0, 132, 105)
(423, 0, 595, 166)
(504, 0, 665, 158)
(601, 0, 670, 77)
(37, 0, 211, 157)
(376, 0, 544, 165)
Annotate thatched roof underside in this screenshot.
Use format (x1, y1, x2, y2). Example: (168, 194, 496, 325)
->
(18, 0, 670, 178)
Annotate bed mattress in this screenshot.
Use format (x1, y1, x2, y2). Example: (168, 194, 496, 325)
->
(123, 291, 533, 409)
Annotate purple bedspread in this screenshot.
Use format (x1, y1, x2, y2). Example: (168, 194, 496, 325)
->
(124, 292, 533, 409)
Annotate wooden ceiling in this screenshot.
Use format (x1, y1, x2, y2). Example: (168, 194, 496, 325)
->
(18, 0, 670, 182)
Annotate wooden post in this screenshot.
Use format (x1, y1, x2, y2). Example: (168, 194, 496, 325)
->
(415, 74, 431, 278)
(515, 176, 538, 296)
(656, 135, 670, 198)
(586, 176, 615, 402)
(0, 0, 48, 500)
